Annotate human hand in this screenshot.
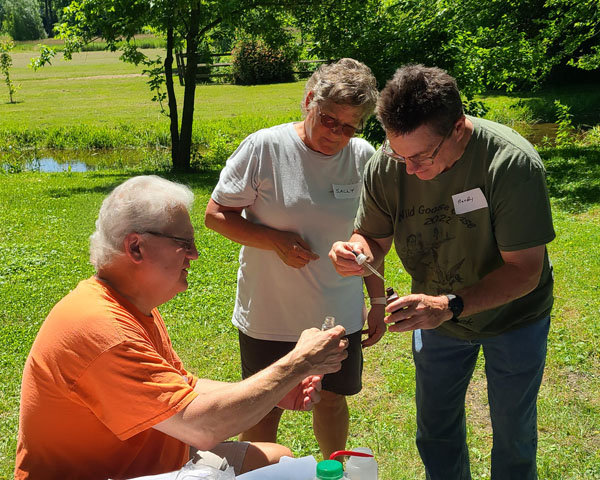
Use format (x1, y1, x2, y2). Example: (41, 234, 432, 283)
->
(277, 375, 322, 411)
(328, 241, 367, 277)
(292, 326, 348, 377)
(385, 294, 453, 332)
(362, 304, 387, 347)
(270, 230, 319, 268)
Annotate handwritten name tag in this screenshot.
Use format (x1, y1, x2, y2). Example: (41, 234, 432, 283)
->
(452, 188, 488, 214)
(333, 182, 361, 199)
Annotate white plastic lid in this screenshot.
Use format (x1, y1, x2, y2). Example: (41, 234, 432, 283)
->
(355, 253, 367, 265)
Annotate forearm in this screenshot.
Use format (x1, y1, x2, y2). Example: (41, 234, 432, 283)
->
(194, 360, 302, 446)
(163, 355, 305, 450)
(364, 263, 385, 298)
(457, 261, 542, 318)
(349, 231, 389, 270)
(205, 203, 278, 251)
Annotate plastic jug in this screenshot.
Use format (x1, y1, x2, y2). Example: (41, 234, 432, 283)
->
(342, 448, 378, 480)
(315, 459, 345, 479)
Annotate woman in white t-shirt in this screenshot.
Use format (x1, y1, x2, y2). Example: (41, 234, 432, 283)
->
(205, 58, 386, 459)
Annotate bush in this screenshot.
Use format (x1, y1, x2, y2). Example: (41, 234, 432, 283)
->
(231, 37, 295, 85)
(1, 0, 46, 41)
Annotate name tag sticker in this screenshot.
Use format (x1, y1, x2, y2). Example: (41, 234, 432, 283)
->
(452, 188, 488, 214)
(333, 182, 361, 199)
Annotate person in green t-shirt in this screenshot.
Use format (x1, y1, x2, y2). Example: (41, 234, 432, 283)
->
(329, 65, 555, 480)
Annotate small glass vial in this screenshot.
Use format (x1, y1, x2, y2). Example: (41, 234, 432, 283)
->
(322, 316, 336, 330)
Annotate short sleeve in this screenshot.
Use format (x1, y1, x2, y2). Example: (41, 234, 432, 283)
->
(491, 153, 555, 251)
(211, 135, 260, 207)
(354, 153, 395, 238)
(71, 340, 198, 440)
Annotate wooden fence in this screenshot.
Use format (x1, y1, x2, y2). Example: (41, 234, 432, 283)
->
(175, 52, 330, 86)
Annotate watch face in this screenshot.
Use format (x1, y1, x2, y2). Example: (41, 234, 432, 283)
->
(446, 294, 464, 318)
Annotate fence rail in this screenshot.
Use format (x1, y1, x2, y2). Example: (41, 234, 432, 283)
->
(175, 52, 330, 85)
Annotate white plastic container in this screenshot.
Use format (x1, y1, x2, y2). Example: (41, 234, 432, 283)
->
(345, 447, 378, 480)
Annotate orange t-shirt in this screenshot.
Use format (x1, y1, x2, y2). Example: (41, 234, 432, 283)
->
(15, 277, 199, 480)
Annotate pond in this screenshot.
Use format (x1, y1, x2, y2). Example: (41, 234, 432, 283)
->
(2, 148, 170, 173)
(2, 124, 562, 173)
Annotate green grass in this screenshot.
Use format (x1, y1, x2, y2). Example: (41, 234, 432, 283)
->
(1, 49, 599, 479)
(2, 49, 600, 171)
(0, 167, 598, 479)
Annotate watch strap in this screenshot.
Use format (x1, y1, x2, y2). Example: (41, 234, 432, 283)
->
(369, 297, 387, 305)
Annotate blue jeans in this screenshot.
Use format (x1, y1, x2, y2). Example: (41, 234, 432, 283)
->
(414, 317, 550, 480)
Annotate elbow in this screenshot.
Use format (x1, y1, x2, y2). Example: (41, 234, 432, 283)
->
(204, 200, 218, 231)
(520, 267, 543, 298)
(192, 432, 223, 452)
(204, 211, 216, 231)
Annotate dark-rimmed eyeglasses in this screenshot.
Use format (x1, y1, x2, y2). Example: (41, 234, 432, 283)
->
(382, 126, 454, 166)
(143, 231, 196, 252)
(317, 106, 363, 137)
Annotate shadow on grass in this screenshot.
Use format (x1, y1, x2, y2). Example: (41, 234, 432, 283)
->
(484, 84, 600, 126)
(541, 145, 600, 213)
(44, 169, 222, 198)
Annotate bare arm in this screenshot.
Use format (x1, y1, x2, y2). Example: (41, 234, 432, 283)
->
(205, 198, 319, 268)
(152, 326, 348, 450)
(386, 245, 547, 331)
(362, 264, 387, 347)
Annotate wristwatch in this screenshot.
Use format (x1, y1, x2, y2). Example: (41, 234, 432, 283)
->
(445, 294, 464, 322)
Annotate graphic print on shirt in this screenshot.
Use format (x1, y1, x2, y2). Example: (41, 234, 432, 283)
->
(398, 202, 477, 294)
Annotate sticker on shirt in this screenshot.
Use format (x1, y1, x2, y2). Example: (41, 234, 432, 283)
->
(332, 182, 361, 199)
(452, 188, 488, 215)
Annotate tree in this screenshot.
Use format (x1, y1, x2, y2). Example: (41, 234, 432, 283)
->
(38, 0, 72, 37)
(1, 0, 46, 41)
(43, 0, 317, 170)
(0, 39, 20, 103)
(297, 0, 599, 93)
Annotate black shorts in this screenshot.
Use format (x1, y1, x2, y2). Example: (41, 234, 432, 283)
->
(238, 329, 363, 396)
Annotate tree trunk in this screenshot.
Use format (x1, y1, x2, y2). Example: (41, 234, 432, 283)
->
(178, 6, 201, 171)
(164, 27, 181, 169)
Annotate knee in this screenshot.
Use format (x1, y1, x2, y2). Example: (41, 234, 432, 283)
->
(314, 391, 347, 412)
(240, 442, 292, 473)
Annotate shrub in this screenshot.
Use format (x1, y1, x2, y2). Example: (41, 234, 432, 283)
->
(231, 36, 295, 85)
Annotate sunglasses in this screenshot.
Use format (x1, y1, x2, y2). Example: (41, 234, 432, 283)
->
(317, 106, 363, 137)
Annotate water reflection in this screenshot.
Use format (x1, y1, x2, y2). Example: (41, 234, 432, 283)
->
(2, 148, 165, 173)
(26, 157, 94, 172)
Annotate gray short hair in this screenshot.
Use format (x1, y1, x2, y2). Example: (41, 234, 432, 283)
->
(90, 175, 194, 270)
(302, 58, 378, 122)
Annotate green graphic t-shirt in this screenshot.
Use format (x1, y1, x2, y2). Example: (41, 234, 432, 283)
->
(356, 116, 555, 340)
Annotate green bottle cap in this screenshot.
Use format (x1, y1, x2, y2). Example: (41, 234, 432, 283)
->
(316, 459, 344, 479)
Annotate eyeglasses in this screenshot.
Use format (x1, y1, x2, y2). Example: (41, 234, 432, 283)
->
(382, 126, 454, 166)
(317, 106, 363, 137)
(143, 231, 196, 252)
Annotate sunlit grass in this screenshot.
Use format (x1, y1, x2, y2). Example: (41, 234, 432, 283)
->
(0, 171, 598, 479)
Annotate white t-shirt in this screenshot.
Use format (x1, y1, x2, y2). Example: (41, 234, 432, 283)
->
(211, 123, 375, 341)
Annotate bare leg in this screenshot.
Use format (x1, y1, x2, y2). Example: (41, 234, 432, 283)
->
(239, 441, 293, 474)
(239, 407, 284, 443)
(312, 390, 349, 459)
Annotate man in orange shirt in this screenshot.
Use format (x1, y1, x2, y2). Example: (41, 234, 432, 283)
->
(15, 175, 348, 480)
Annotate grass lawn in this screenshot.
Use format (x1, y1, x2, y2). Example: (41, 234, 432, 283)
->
(0, 172, 598, 479)
(1, 49, 599, 479)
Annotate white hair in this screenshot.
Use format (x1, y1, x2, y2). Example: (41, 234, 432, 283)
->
(90, 175, 194, 271)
